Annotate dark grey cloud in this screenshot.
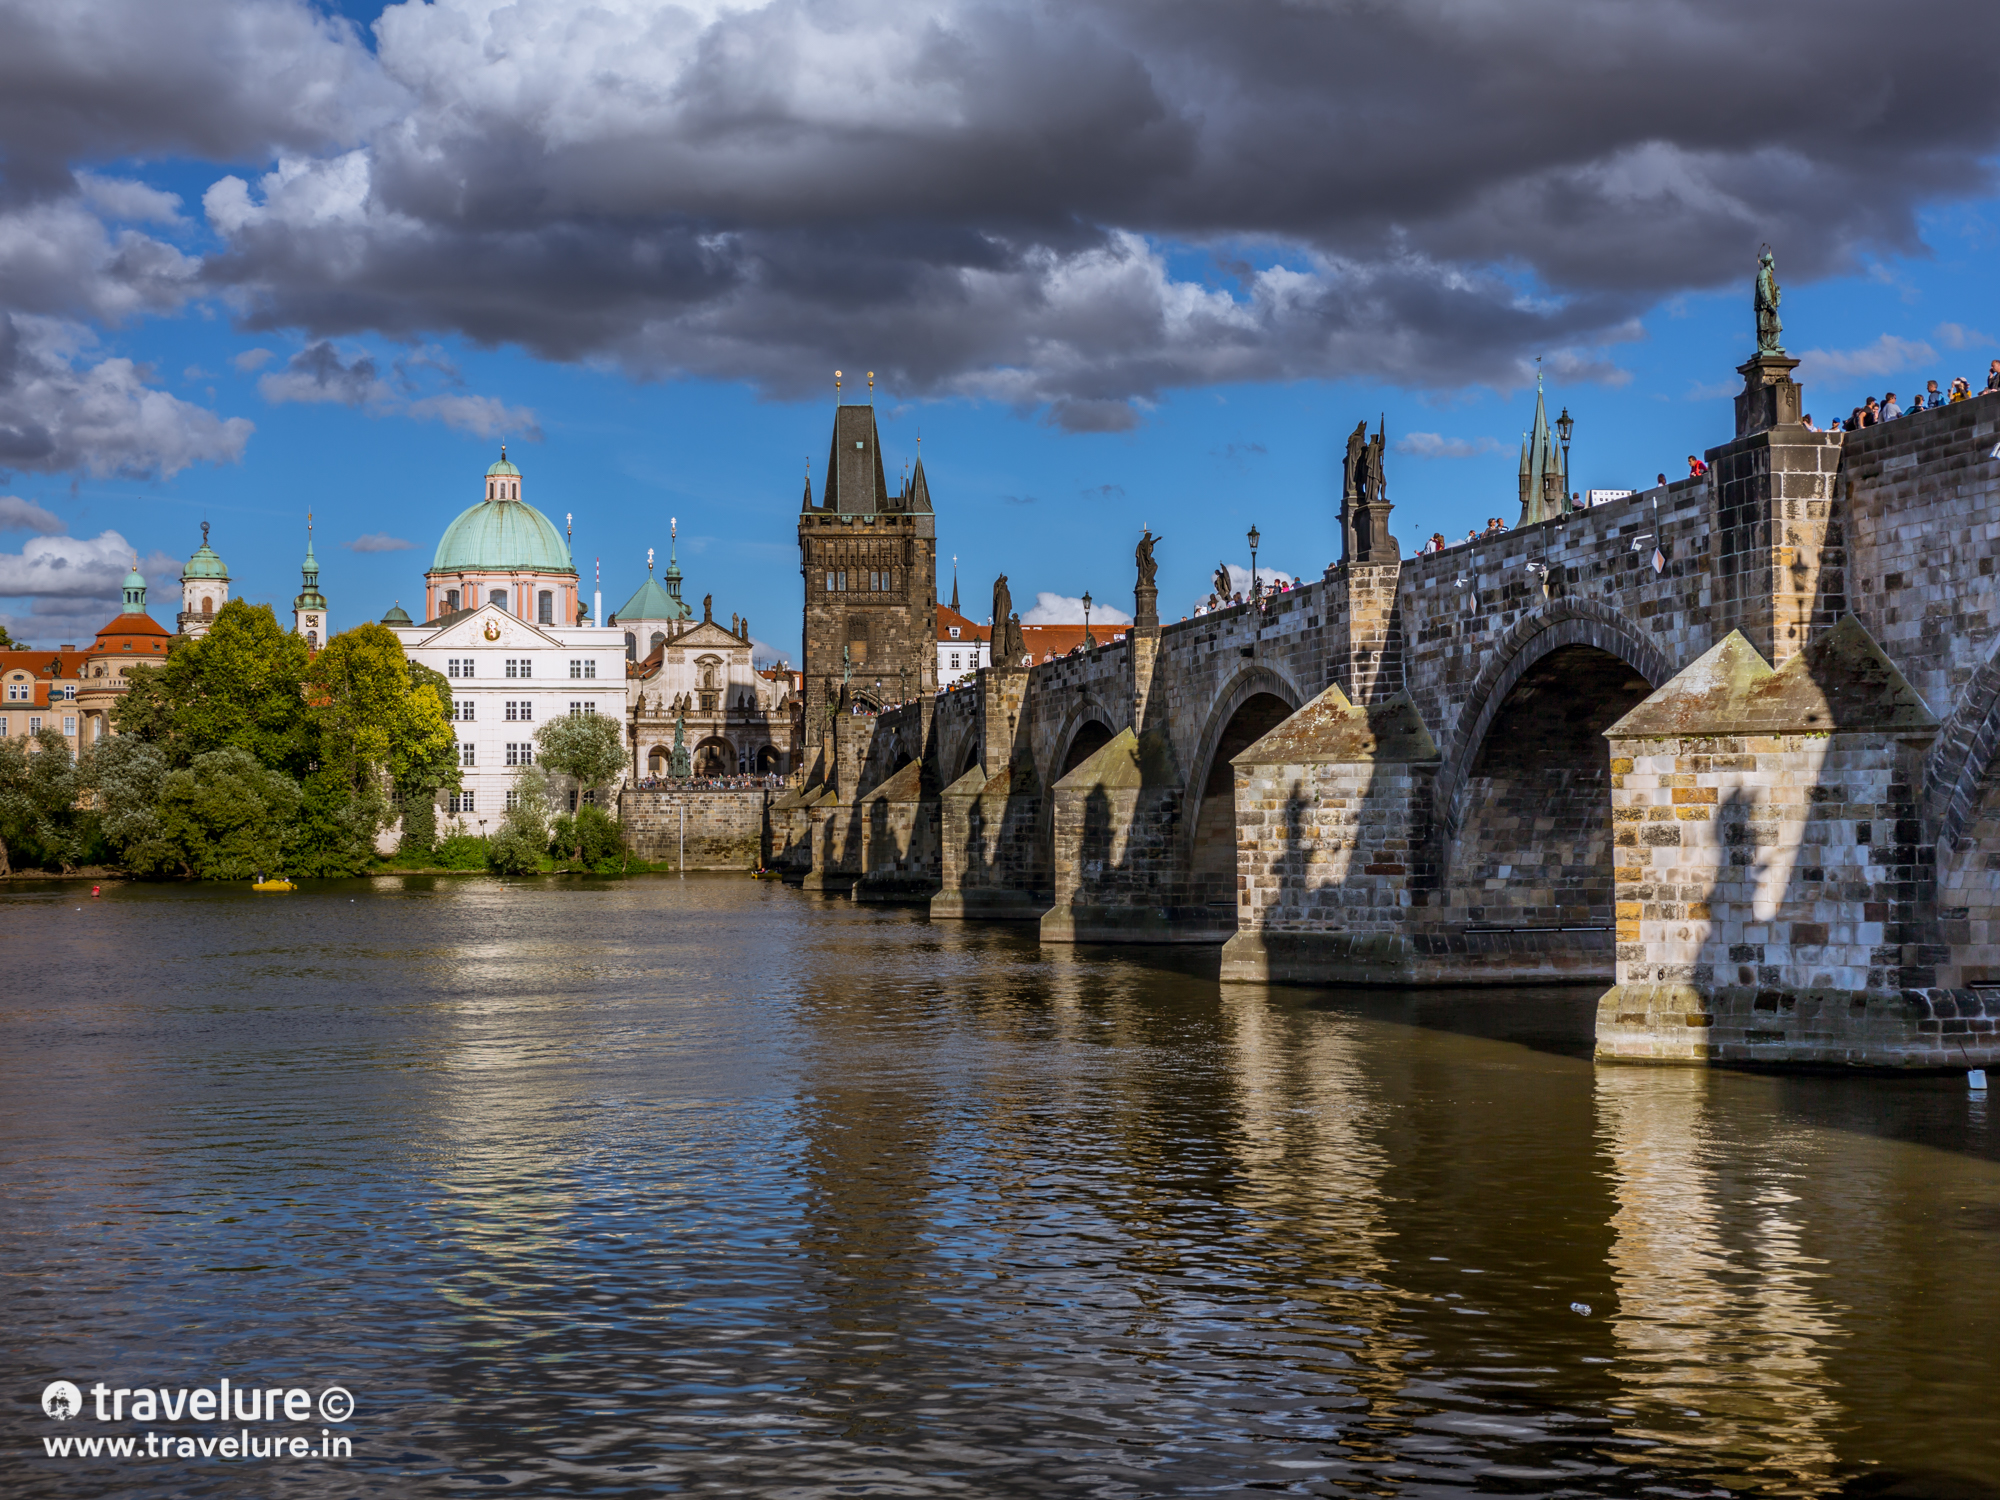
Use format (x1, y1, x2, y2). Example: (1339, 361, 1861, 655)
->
(0, 313, 252, 478)
(16, 0, 2000, 434)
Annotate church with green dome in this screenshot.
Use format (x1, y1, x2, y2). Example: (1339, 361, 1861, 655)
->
(176, 520, 231, 638)
(425, 447, 580, 626)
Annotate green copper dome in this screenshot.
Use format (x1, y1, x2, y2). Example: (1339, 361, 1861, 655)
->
(432, 496, 574, 575)
(486, 451, 521, 479)
(381, 602, 413, 626)
(183, 522, 228, 580)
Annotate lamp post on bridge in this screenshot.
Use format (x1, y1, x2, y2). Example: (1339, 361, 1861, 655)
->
(1557, 406, 1575, 511)
(1082, 590, 1094, 653)
(1247, 525, 1261, 602)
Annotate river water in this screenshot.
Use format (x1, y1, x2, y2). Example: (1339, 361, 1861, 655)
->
(4, 876, 1999, 1499)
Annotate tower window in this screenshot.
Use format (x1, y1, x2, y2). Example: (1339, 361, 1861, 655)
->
(538, 590, 553, 624)
(201, 597, 212, 616)
(446, 589, 461, 612)
(490, 588, 507, 609)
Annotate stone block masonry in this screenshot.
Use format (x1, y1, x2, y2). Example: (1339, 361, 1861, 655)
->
(619, 790, 770, 870)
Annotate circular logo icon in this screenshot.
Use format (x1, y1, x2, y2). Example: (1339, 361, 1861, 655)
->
(318, 1386, 354, 1423)
(42, 1381, 83, 1421)
(482, 621, 501, 640)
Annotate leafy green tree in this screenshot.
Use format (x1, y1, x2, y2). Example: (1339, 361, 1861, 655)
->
(0, 622, 17, 648)
(396, 660, 457, 855)
(487, 763, 553, 875)
(83, 735, 175, 876)
(115, 601, 313, 774)
(292, 624, 456, 873)
(549, 804, 623, 872)
(534, 712, 626, 860)
(155, 747, 302, 880)
(0, 728, 83, 874)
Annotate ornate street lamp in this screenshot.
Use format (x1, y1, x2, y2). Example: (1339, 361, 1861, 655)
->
(1082, 589, 1094, 652)
(1247, 525, 1261, 599)
(1556, 406, 1575, 510)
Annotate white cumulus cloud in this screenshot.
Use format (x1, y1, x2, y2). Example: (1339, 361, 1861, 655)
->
(1020, 591, 1135, 626)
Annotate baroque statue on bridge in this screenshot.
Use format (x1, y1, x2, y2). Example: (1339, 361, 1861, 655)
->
(1755, 245, 1783, 355)
(1134, 529, 1160, 588)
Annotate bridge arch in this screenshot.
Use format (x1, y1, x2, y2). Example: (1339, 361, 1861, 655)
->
(1437, 599, 1677, 840)
(936, 712, 981, 787)
(1182, 663, 1306, 919)
(1434, 599, 1671, 935)
(1926, 639, 2000, 984)
(1048, 697, 1122, 784)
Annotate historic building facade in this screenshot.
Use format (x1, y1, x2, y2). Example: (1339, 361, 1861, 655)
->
(797, 400, 937, 729)
(3, 567, 171, 751)
(385, 451, 624, 819)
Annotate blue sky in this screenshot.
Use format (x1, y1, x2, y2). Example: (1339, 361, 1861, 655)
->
(3, 1, 1997, 656)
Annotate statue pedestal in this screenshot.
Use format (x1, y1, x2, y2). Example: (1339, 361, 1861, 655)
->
(1132, 583, 1158, 631)
(1736, 351, 1802, 437)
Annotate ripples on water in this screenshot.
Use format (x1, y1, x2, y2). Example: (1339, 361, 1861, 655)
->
(3, 876, 1999, 1498)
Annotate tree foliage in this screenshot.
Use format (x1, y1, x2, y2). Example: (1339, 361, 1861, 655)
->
(84, 735, 174, 876)
(155, 747, 302, 880)
(0, 728, 84, 875)
(534, 712, 626, 861)
(116, 601, 313, 774)
(98, 611, 459, 879)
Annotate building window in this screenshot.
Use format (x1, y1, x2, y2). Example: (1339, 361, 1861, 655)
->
(460, 742, 476, 767)
(490, 589, 507, 609)
(63, 716, 76, 736)
(624, 633, 636, 661)
(457, 699, 475, 721)
(950, 653, 961, 670)
(446, 589, 461, 612)
(569, 659, 596, 679)
(505, 741, 534, 767)
(650, 631, 666, 654)
(5, 684, 23, 701)
(505, 700, 533, 722)
(448, 790, 477, 814)
(448, 657, 475, 679)
(538, 590, 553, 625)
(505, 789, 518, 811)
(949, 626, 961, 640)
(29, 715, 42, 733)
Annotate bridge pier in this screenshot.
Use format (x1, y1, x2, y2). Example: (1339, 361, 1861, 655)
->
(1218, 683, 1440, 982)
(1039, 727, 1214, 943)
(1592, 618, 1995, 1066)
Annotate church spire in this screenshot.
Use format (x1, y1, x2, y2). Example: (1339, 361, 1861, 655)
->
(1517, 363, 1567, 528)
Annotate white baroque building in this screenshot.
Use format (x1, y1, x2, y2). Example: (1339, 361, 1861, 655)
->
(383, 452, 624, 821)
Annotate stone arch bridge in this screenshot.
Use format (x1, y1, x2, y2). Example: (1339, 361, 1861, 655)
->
(770, 391, 2000, 1068)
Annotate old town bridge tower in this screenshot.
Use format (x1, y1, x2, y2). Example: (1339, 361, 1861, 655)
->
(798, 391, 937, 730)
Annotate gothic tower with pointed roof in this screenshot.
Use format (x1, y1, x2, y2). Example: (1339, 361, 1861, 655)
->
(797, 377, 937, 729)
(1517, 371, 1569, 528)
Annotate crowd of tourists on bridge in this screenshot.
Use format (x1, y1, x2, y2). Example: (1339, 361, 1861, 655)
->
(1815, 361, 1998, 433)
(631, 773, 785, 791)
(1190, 576, 1302, 618)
